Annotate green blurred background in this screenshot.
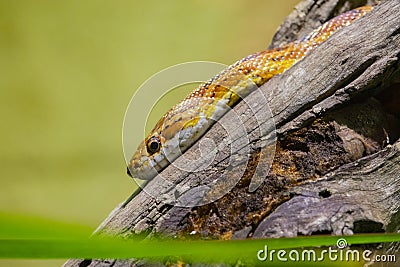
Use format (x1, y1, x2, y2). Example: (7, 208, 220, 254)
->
(0, 0, 298, 266)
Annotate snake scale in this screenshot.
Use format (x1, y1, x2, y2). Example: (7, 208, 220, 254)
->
(126, 6, 372, 187)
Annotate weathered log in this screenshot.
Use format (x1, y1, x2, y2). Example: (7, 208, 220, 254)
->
(64, 0, 400, 266)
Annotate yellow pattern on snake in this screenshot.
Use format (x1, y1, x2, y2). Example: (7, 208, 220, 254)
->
(127, 6, 372, 180)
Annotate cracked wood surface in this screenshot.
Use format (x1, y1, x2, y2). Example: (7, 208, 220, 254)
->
(64, 0, 400, 266)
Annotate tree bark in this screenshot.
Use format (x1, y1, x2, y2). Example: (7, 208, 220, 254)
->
(64, 0, 400, 266)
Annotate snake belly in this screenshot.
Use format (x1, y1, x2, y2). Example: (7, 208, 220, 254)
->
(127, 6, 372, 180)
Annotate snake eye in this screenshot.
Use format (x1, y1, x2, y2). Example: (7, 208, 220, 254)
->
(146, 137, 161, 154)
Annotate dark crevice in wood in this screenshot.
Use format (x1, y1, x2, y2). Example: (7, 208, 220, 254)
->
(318, 189, 332, 198)
(78, 260, 92, 267)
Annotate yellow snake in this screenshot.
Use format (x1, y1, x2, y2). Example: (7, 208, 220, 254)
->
(127, 6, 372, 181)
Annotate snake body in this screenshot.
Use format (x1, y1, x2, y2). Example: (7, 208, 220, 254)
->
(127, 6, 372, 181)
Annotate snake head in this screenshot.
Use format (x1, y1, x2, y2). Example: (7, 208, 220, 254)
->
(126, 131, 170, 180)
(126, 97, 216, 180)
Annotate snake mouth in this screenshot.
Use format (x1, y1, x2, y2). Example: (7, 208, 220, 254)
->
(126, 159, 161, 180)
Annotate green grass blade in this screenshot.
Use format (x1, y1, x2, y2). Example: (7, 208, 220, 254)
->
(0, 212, 398, 265)
(0, 233, 398, 260)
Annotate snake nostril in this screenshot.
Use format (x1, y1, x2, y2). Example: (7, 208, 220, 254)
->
(126, 166, 133, 177)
